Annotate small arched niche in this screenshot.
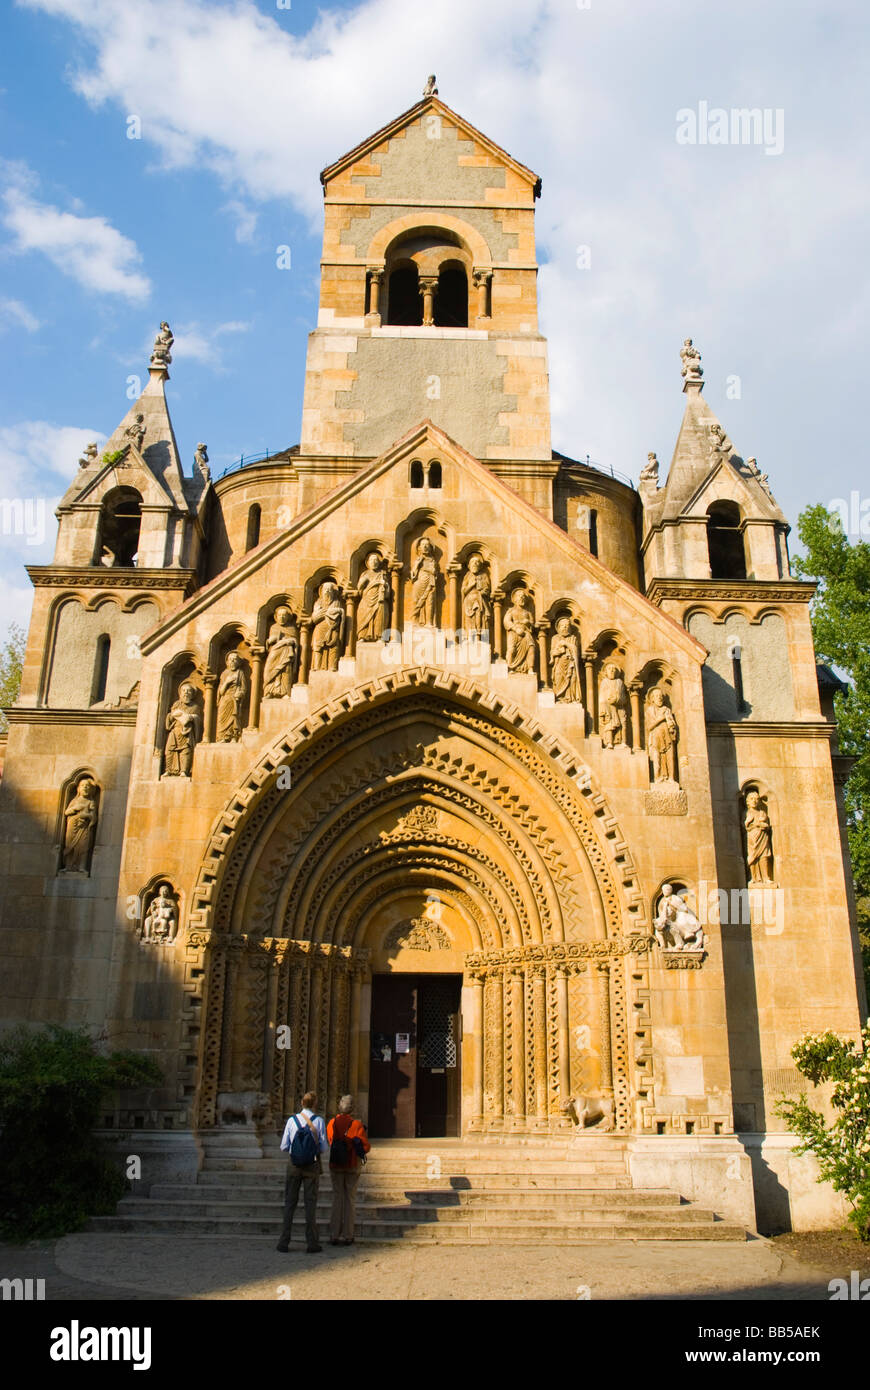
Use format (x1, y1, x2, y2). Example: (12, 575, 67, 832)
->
(707, 501, 746, 580)
(95, 487, 142, 568)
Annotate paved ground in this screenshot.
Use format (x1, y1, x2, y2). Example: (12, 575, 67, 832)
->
(0, 1233, 842, 1301)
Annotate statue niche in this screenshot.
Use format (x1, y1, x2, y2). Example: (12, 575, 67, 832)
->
(310, 580, 346, 671)
(550, 617, 583, 704)
(461, 555, 492, 640)
(163, 681, 203, 777)
(263, 604, 300, 697)
(138, 881, 179, 945)
(743, 787, 775, 884)
(504, 587, 535, 673)
(646, 686, 679, 784)
(216, 650, 249, 742)
(356, 552, 390, 642)
(599, 663, 628, 746)
(409, 537, 440, 626)
(58, 775, 100, 875)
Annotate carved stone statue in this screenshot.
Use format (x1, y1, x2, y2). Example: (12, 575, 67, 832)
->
(599, 663, 628, 747)
(124, 414, 146, 452)
(216, 651, 248, 742)
(707, 421, 733, 461)
(99, 544, 117, 567)
(744, 790, 774, 884)
(461, 555, 492, 635)
(140, 883, 178, 944)
(164, 682, 202, 776)
(504, 588, 535, 673)
(151, 321, 173, 368)
(194, 442, 210, 482)
(646, 687, 678, 783)
(654, 884, 706, 953)
(679, 337, 703, 382)
(410, 538, 439, 625)
(263, 605, 299, 697)
(60, 776, 99, 873)
(356, 552, 390, 642)
(639, 451, 659, 485)
(78, 442, 98, 469)
(746, 457, 773, 498)
(311, 581, 345, 670)
(423, 74, 438, 97)
(550, 617, 582, 704)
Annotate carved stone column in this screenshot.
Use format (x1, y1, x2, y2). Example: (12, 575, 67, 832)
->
(468, 970, 485, 1130)
(389, 558, 403, 637)
(536, 618, 551, 686)
(344, 588, 359, 659)
(248, 644, 265, 729)
(492, 589, 505, 660)
(506, 967, 525, 1125)
(596, 963, 614, 1099)
(367, 268, 383, 318)
(447, 560, 462, 634)
(217, 937, 245, 1092)
(556, 968, 570, 1100)
(292, 962, 311, 1107)
(532, 966, 548, 1125)
(298, 619, 312, 686)
(348, 965, 363, 1096)
(583, 649, 598, 733)
(202, 672, 217, 743)
(473, 267, 492, 319)
(419, 275, 438, 327)
(307, 962, 325, 1097)
(483, 969, 504, 1127)
(327, 964, 350, 1112)
(629, 681, 643, 749)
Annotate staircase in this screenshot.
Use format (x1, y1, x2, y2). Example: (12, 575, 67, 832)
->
(90, 1136, 747, 1243)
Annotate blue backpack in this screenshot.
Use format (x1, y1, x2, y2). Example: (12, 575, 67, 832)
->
(289, 1112, 320, 1167)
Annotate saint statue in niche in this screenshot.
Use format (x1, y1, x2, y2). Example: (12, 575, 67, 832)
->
(216, 651, 248, 742)
(60, 776, 99, 873)
(356, 552, 390, 641)
(744, 790, 774, 884)
(311, 581, 345, 670)
(646, 687, 678, 783)
(504, 587, 535, 672)
(263, 605, 299, 697)
(550, 617, 582, 704)
(410, 538, 439, 625)
(164, 683, 202, 776)
(461, 555, 492, 635)
(599, 663, 628, 746)
(140, 883, 178, 944)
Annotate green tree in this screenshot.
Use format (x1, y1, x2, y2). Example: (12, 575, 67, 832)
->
(0, 621, 26, 734)
(794, 505, 870, 985)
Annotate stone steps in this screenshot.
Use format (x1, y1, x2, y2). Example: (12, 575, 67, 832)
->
(113, 1196, 711, 1224)
(149, 1182, 674, 1208)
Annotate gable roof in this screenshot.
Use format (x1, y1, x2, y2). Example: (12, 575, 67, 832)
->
(141, 419, 705, 661)
(320, 97, 542, 196)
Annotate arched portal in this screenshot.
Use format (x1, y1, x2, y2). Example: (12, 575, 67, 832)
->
(188, 669, 650, 1137)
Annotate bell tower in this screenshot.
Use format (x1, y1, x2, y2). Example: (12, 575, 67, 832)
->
(300, 80, 551, 471)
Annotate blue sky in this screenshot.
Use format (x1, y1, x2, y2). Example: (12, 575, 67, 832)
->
(1, 0, 868, 634)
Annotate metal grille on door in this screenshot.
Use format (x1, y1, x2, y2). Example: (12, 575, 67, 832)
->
(418, 981, 457, 1068)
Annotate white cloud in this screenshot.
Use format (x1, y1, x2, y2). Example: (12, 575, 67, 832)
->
(0, 421, 105, 497)
(1, 163, 150, 301)
(222, 199, 259, 244)
(171, 319, 252, 369)
(0, 298, 40, 333)
(0, 574, 35, 637)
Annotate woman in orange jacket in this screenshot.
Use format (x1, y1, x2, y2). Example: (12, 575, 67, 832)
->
(327, 1095, 371, 1245)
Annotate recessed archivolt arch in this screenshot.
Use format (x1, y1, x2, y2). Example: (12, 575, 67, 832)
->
(353, 877, 490, 953)
(187, 665, 647, 944)
(368, 214, 492, 271)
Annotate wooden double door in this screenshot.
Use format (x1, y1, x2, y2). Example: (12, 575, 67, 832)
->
(368, 974, 462, 1138)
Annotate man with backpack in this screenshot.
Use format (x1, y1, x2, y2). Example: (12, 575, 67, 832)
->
(276, 1090, 329, 1253)
(326, 1094, 370, 1245)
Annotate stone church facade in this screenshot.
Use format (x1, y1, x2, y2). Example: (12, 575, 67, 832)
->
(1, 90, 864, 1230)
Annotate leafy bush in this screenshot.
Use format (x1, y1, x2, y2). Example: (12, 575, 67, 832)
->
(777, 1025, 870, 1241)
(101, 448, 127, 465)
(0, 1024, 162, 1240)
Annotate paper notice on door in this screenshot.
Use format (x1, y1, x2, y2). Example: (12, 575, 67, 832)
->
(396, 1032, 410, 1054)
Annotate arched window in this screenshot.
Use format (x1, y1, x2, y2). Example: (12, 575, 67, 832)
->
(245, 503, 261, 551)
(91, 634, 110, 705)
(96, 487, 142, 567)
(434, 266, 468, 327)
(588, 509, 599, 558)
(387, 265, 422, 326)
(427, 461, 442, 489)
(707, 501, 746, 579)
(410, 460, 425, 488)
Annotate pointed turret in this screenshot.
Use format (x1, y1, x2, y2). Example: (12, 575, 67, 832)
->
(641, 340, 790, 584)
(54, 323, 207, 569)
